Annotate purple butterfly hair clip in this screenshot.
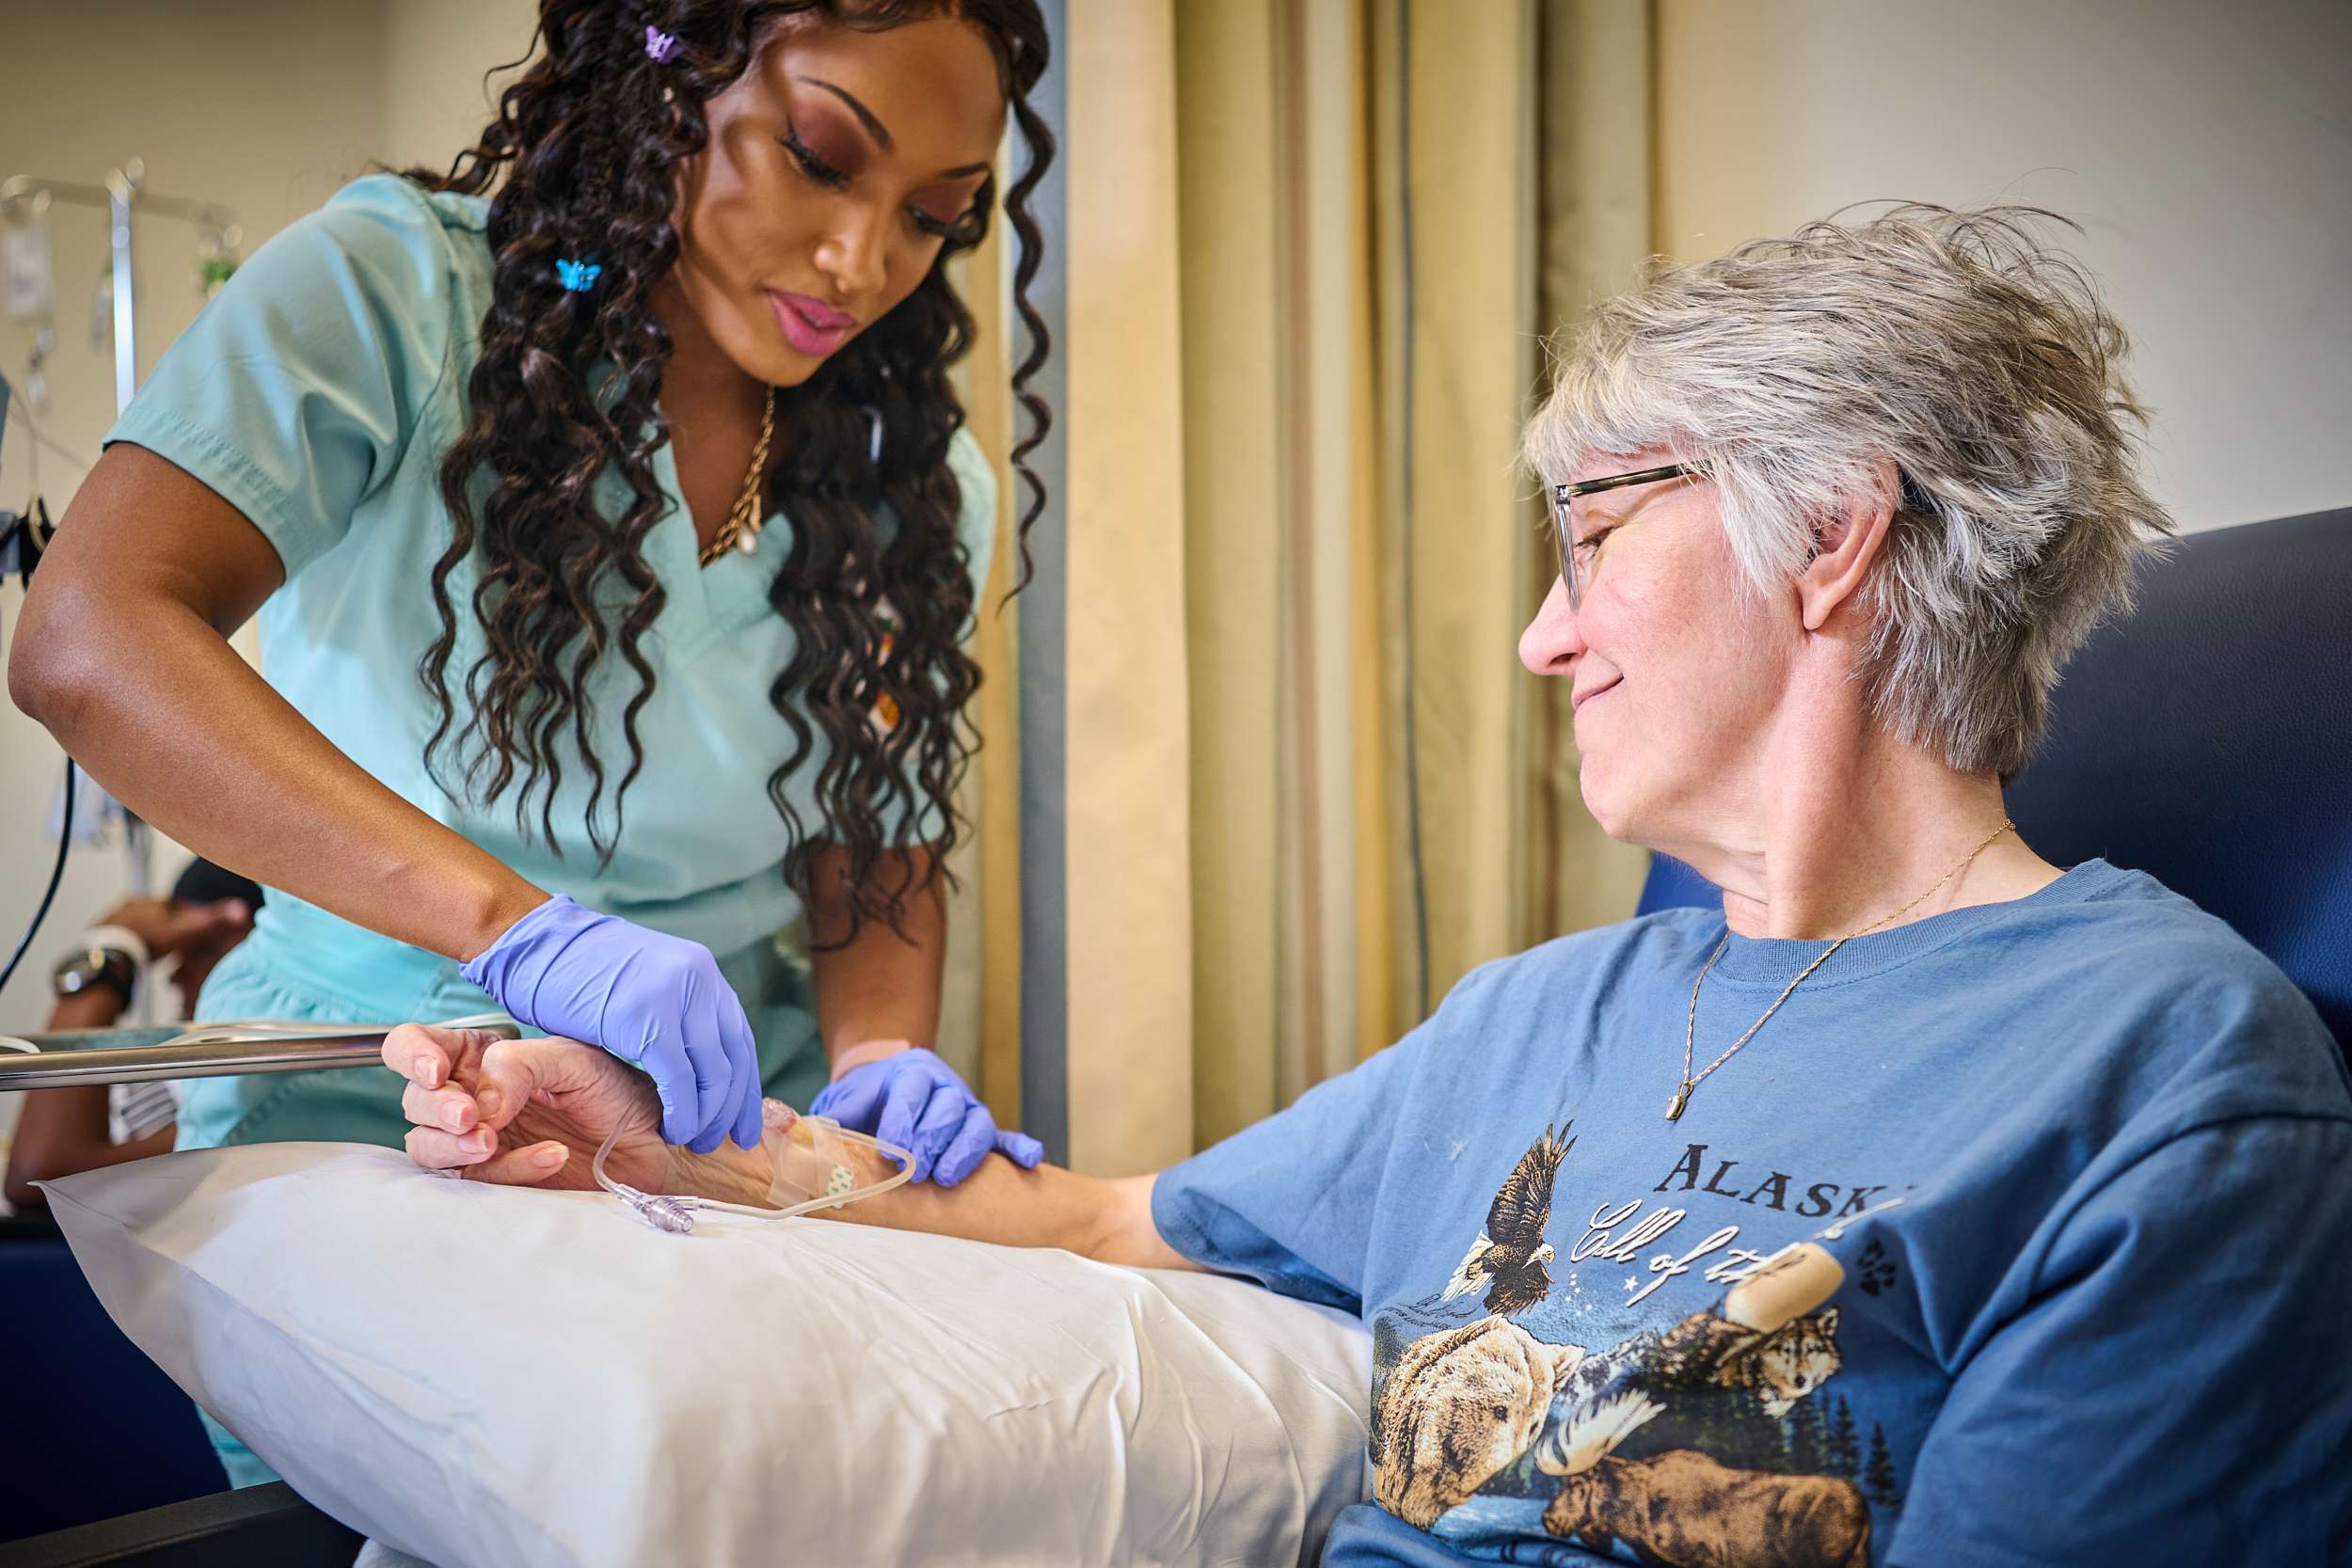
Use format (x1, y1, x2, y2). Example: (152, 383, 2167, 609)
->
(644, 24, 679, 63)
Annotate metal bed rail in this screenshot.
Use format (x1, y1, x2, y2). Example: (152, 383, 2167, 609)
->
(0, 1020, 517, 1092)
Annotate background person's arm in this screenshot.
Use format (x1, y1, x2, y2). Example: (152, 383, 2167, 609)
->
(3, 1090, 176, 1211)
(8, 446, 550, 963)
(2, 990, 167, 1211)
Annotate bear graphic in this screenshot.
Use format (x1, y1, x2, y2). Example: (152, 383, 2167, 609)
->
(1542, 1448, 1872, 1568)
(1372, 1315, 1585, 1528)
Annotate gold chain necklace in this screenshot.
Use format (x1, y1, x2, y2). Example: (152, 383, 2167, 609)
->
(1665, 819, 2014, 1121)
(697, 390, 776, 568)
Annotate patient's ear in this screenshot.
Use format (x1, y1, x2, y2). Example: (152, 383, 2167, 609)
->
(1796, 462, 1899, 633)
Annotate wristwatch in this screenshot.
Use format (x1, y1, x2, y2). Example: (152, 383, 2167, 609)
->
(52, 924, 150, 1004)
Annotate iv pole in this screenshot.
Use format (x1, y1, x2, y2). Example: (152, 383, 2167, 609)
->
(1, 159, 241, 420)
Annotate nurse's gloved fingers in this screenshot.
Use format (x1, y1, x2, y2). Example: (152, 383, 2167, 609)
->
(874, 1069, 940, 1153)
(932, 1112, 1001, 1189)
(675, 1016, 733, 1155)
(682, 1071, 731, 1155)
(728, 1079, 765, 1153)
(716, 1069, 763, 1157)
(809, 1069, 884, 1131)
(993, 1130, 1046, 1170)
(458, 1140, 573, 1188)
(404, 1123, 499, 1171)
(902, 1086, 971, 1185)
(709, 1037, 762, 1155)
(630, 1036, 700, 1148)
(910, 1086, 973, 1174)
(718, 1000, 764, 1151)
(401, 1079, 480, 1135)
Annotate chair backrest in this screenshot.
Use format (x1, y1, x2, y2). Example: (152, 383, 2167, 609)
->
(1636, 507, 2352, 1050)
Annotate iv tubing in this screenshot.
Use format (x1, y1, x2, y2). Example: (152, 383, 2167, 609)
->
(592, 1101, 914, 1236)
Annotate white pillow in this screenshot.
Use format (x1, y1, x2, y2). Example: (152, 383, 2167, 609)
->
(44, 1143, 1371, 1567)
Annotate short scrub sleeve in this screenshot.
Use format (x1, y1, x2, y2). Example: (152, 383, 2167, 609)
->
(104, 175, 459, 580)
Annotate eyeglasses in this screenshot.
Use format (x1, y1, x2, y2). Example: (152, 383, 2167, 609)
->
(1547, 463, 1696, 610)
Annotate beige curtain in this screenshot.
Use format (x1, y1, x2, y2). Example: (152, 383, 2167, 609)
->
(940, 0, 1656, 1173)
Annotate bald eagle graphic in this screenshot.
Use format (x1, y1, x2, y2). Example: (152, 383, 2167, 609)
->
(1441, 1123, 1574, 1317)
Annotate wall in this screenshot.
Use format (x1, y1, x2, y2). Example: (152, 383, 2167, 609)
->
(380, 0, 540, 175)
(1654, 0, 2352, 534)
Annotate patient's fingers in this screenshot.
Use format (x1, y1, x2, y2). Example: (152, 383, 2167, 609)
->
(458, 1141, 571, 1187)
(471, 1037, 611, 1133)
(382, 1023, 501, 1092)
(401, 1079, 481, 1135)
(382, 1023, 453, 1088)
(404, 1124, 567, 1183)
(405, 1124, 499, 1171)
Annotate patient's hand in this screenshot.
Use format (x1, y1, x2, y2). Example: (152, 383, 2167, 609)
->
(382, 1024, 677, 1195)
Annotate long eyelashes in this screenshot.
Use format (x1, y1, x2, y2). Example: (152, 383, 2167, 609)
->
(779, 123, 976, 242)
(779, 123, 850, 190)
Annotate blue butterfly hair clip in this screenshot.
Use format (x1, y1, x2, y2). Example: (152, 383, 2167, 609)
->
(554, 258, 602, 293)
(644, 25, 680, 63)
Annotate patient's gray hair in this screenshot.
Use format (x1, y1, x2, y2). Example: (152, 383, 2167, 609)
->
(1524, 204, 2176, 779)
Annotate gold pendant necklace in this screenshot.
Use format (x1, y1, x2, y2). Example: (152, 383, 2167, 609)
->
(697, 389, 776, 569)
(1665, 819, 2014, 1121)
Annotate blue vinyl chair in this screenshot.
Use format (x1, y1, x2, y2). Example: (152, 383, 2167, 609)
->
(0, 1223, 229, 1542)
(1636, 506, 2352, 1052)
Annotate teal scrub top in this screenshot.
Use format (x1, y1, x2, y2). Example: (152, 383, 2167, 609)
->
(104, 175, 995, 1150)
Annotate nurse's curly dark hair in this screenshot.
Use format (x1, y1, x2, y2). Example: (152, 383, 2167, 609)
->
(404, 0, 1052, 942)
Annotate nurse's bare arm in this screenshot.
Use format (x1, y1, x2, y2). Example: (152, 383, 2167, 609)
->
(805, 844, 947, 1066)
(8, 446, 548, 961)
(383, 1024, 1194, 1272)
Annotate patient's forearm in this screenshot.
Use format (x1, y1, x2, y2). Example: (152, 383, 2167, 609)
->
(674, 1140, 1190, 1272)
(830, 1161, 1187, 1271)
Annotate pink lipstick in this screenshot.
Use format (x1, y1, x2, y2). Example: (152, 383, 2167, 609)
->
(769, 290, 856, 357)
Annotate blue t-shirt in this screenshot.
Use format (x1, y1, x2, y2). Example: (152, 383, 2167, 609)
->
(1152, 860, 2352, 1567)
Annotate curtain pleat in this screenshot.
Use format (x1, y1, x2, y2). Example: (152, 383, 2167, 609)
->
(1173, 0, 1285, 1147)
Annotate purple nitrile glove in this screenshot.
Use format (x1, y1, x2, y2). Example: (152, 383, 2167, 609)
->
(809, 1045, 1045, 1187)
(461, 895, 761, 1154)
